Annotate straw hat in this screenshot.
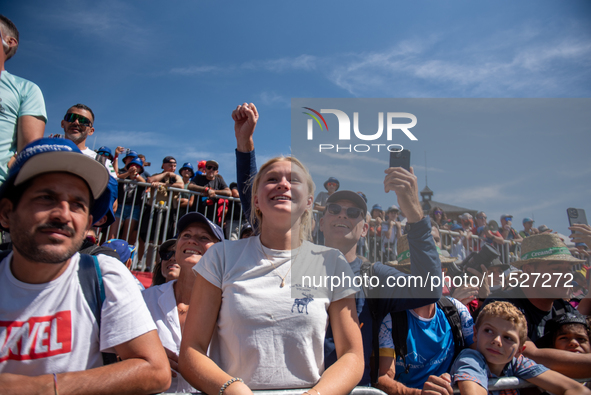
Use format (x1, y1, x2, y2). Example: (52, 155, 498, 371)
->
(515, 233, 585, 268)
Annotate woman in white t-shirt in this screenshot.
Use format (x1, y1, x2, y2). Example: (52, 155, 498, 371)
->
(179, 157, 363, 395)
(143, 212, 223, 393)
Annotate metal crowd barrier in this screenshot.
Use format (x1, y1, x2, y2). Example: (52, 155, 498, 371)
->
(158, 377, 591, 394)
(439, 229, 521, 265)
(97, 179, 246, 271)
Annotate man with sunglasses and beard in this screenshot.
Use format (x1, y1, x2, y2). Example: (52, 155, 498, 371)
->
(61, 104, 118, 227)
(0, 15, 46, 183)
(188, 159, 231, 224)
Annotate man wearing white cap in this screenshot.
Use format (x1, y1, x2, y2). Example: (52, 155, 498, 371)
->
(0, 138, 170, 393)
(483, 233, 590, 379)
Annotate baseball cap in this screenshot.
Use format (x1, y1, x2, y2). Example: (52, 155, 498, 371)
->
(523, 217, 534, 225)
(538, 224, 552, 233)
(102, 239, 136, 263)
(198, 160, 206, 169)
(206, 160, 219, 168)
(327, 190, 367, 217)
(159, 238, 177, 255)
(387, 205, 399, 213)
(0, 138, 109, 201)
(176, 212, 224, 241)
(371, 204, 383, 212)
(357, 191, 367, 203)
(162, 156, 177, 164)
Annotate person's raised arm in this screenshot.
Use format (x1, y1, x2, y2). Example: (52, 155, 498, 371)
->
(178, 274, 253, 395)
(0, 330, 170, 394)
(233, 103, 259, 220)
(377, 167, 442, 305)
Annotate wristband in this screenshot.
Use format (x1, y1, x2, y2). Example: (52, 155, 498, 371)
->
(205, 187, 210, 193)
(53, 373, 59, 395)
(219, 377, 243, 395)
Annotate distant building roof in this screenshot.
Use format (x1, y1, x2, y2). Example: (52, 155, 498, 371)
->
(422, 199, 477, 215)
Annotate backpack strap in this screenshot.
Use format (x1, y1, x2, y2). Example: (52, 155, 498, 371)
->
(437, 297, 464, 359)
(360, 257, 381, 385)
(389, 309, 410, 380)
(78, 254, 118, 365)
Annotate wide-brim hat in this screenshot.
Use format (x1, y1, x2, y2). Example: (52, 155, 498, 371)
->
(179, 162, 195, 177)
(326, 190, 367, 217)
(176, 212, 224, 241)
(515, 233, 585, 268)
(126, 158, 145, 174)
(123, 150, 138, 161)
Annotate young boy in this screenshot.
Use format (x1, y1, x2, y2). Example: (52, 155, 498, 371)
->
(535, 313, 590, 354)
(451, 301, 590, 395)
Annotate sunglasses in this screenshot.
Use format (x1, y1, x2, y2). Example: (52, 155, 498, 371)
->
(159, 250, 175, 261)
(206, 165, 218, 171)
(503, 217, 513, 221)
(477, 216, 487, 220)
(326, 203, 363, 219)
(434, 211, 442, 215)
(64, 113, 92, 127)
(98, 152, 112, 159)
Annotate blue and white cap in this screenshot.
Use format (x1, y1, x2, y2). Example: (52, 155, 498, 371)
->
(176, 212, 224, 241)
(1, 138, 109, 200)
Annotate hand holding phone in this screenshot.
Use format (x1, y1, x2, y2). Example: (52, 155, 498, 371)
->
(389, 149, 411, 171)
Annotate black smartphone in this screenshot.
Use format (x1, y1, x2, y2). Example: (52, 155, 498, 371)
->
(567, 208, 588, 227)
(389, 149, 411, 171)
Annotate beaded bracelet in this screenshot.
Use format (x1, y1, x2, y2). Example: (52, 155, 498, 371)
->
(219, 377, 243, 395)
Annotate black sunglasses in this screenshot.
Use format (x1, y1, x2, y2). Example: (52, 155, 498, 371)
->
(159, 250, 175, 261)
(64, 113, 92, 127)
(326, 203, 363, 219)
(206, 165, 218, 171)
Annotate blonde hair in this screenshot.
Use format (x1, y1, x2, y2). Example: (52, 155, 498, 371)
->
(250, 156, 315, 242)
(475, 301, 528, 346)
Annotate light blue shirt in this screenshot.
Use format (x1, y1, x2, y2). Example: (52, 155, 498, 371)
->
(0, 70, 47, 182)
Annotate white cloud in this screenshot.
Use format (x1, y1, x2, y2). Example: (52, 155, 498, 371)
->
(94, 130, 165, 148)
(170, 65, 225, 75)
(258, 91, 290, 107)
(242, 54, 317, 72)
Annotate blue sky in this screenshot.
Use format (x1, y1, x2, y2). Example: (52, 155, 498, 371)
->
(4, 0, 591, 236)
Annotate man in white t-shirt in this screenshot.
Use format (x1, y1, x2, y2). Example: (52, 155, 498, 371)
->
(60, 103, 118, 227)
(0, 138, 170, 393)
